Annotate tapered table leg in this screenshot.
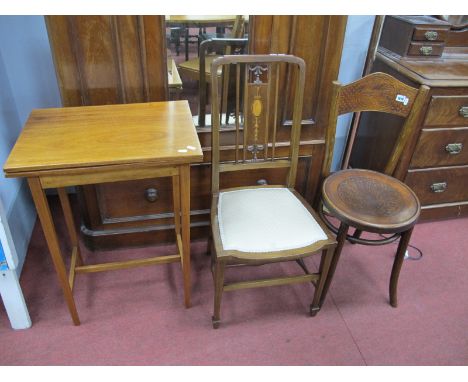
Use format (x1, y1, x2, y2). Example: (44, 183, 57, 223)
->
(179, 164, 191, 308)
(28, 178, 80, 325)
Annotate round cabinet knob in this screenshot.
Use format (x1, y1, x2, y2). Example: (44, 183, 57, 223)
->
(145, 188, 159, 202)
(257, 179, 268, 186)
(424, 31, 438, 41)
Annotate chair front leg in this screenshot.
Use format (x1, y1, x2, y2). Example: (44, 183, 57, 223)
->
(212, 259, 226, 329)
(390, 227, 414, 307)
(319, 222, 349, 307)
(310, 246, 334, 316)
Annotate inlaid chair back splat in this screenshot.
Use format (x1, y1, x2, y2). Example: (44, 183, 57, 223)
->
(210, 54, 306, 194)
(208, 54, 337, 328)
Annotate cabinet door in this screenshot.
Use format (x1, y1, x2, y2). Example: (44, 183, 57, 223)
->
(46, 16, 168, 105)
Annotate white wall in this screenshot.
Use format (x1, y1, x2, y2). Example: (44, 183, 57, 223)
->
(332, 15, 375, 170)
(0, 16, 61, 274)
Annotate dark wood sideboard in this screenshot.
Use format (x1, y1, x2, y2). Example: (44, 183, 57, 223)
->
(350, 47, 468, 221)
(45, 16, 348, 249)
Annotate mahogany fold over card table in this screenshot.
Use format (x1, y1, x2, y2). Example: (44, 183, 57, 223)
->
(4, 100, 203, 325)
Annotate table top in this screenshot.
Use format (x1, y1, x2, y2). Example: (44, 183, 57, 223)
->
(165, 15, 238, 25)
(4, 101, 203, 176)
(168, 58, 183, 89)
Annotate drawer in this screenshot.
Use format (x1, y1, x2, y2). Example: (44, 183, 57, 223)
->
(410, 128, 468, 168)
(412, 27, 448, 42)
(407, 42, 444, 57)
(424, 96, 468, 127)
(405, 166, 468, 205)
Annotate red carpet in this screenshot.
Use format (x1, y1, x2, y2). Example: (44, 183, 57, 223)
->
(1, 195, 467, 365)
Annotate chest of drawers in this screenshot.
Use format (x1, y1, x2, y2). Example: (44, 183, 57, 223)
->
(350, 48, 468, 221)
(379, 16, 451, 58)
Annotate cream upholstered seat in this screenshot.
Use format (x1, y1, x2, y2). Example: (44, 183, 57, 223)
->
(218, 188, 328, 253)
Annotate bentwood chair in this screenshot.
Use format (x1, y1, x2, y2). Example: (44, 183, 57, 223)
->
(319, 72, 430, 308)
(209, 54, 337, 329)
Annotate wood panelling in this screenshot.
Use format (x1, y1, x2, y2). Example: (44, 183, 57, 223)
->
(249, 15, 347, 130)
(46, 15, 347, 249)
(45, 16, 168, 105)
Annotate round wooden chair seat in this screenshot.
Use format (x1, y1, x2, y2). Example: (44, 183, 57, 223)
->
(322, 169, 420, 234)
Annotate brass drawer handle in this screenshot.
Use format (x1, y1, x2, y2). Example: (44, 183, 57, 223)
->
(430, 182, 447, 193)
(424, 31, 438, 41)
(459, 106, 468, 118)
(420, 46, 433, 55)
(445, 143, 463, 155)
(145, 188, 158, 202)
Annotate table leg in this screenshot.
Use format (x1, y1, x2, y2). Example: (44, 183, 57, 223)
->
(179, 164, 191, 308)
(172, 174, 181, 235)
(28, 178, 80, 325)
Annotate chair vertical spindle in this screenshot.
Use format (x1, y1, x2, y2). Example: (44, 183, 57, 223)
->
(243, 63, 249, 163)
(271, 63, 280, 161)
(264, 63, 271, 161)
(235, 63, 240, 163)
(211, 60, 221, 193)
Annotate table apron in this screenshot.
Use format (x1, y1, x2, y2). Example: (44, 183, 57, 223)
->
(39, 165, 179, 188)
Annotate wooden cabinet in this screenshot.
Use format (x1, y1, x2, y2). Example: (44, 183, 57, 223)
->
(45, 15, 347, 249)
(350, 48, 468, 221)
(379, 16, 450, 58)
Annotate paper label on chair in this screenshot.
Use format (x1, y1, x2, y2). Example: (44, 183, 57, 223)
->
(395, 94, 409, 106)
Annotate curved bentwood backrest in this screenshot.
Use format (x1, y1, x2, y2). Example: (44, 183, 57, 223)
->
(210, 54, 306, 194)
(322, 72, 430, 178)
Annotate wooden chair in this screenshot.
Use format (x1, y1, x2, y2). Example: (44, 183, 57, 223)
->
(178, 16, 244, 79)
(178, 16, 245, 127)
(209, 54, 337, 329)
(319, 72, 430, 308)
(197, 37, 248, 127)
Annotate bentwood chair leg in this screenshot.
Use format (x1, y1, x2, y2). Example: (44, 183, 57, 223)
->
(351, 229, 362, 244)
(320, 222, 349, 307)
(390, 227, 414, 307)
(212, 259, 226, 329)
(310, 247, 334, 316)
